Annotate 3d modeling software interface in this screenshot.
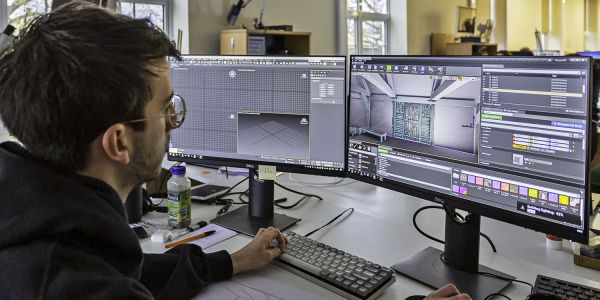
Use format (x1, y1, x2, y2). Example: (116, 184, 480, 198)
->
(168, 56, 346, 172)
(348, 56, 590, 233)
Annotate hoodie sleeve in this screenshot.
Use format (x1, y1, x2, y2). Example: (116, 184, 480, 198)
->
(140, 244, 233, 300)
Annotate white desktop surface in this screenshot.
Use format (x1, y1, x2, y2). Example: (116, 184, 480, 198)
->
(141, 164, 600, 299)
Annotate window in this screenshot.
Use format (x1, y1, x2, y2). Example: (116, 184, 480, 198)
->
(0, 1, 170, 36)
(117, 0, 170, 35)
(347, 0, 389, 55)
(5, 0, 51, 34)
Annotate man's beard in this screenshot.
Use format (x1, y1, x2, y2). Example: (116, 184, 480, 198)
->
(123, 134, 168, 187)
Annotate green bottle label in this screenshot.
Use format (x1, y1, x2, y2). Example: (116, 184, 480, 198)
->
(167, 189, 191, 227)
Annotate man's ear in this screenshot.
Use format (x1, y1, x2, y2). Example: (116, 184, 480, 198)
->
(101, 123, 132, 165)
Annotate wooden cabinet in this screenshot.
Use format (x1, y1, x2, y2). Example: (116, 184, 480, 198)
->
(430, 33, 455, 55)
(446, 42, 498, 56)
(220, 29, 311, 55)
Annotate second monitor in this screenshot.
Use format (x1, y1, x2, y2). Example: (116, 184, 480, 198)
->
(168, 55, 347, 235)
(348, 55, 592, 299)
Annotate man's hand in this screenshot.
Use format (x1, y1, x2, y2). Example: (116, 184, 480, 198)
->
(425, 284, 471, 300)
(230, 227, 288, 274)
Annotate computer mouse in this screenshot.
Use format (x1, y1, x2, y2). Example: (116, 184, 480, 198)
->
(151, 229, 172, 243)
(269, 239, 279, 248)
(525, 293, 566, 300)
(405, 296, 425, 300)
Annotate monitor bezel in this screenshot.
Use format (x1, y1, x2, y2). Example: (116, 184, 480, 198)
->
(347, 55, 591, 244)
(167, 54, 348, 178)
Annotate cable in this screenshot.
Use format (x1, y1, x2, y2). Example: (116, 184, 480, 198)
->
(208, 176, 250, 216)
(305, 208, 355, 237)
(275, 195, 310, 209)
(273, 181, 323, 201)
(442, 205, 497, 252)
(214, 176, 249, 201)
(236, 189, 249, 204)
(216, 175, 323, 214)
(480, 232, 497, 253)
(412, 205, 497, 252)
(413, 206, 445, 244)
(269, 181, 322, 209)
(478, 272, 533, 293)
(216, 199, 233, 217)
(484, 293, 511, 300)
(236, 189, 287, 205)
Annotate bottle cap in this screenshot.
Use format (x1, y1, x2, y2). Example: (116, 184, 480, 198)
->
(170, 165, 186, 175)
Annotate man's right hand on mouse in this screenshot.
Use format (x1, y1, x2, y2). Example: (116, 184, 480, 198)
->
(230, 227, 288, 274)
(425, 284, 471, 300)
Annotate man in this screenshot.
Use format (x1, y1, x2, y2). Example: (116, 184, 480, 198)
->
(0, 2, 470, 299)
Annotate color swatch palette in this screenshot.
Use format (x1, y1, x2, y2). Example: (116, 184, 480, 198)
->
(453, 171, 581, 209)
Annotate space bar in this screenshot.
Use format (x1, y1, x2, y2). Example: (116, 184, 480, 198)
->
(277, 253, 322, 275)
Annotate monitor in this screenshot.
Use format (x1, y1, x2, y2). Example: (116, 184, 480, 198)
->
(578, 51, 600, 59)
(168, 55, 347, 235)
(348, 56, 591, 298)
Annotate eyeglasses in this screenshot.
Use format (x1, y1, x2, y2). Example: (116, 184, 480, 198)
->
(125, 94, 186, 129)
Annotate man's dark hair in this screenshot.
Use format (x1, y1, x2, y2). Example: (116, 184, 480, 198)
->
(0, 1, 180, 172)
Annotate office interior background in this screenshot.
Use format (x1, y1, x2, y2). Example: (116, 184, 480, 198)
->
(2, 1, 600, 299)
(3, 0, 600, 146)
(2, 0, 599, 60)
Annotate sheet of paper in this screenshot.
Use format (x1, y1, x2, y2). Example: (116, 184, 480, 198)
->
(195, 273, 328, 300)
(186, 223, 237, 249)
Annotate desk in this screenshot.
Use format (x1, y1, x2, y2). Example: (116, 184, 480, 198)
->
(141, 166, 600, 299)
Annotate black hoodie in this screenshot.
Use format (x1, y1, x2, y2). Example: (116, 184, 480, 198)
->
(0, 142, 233, 299)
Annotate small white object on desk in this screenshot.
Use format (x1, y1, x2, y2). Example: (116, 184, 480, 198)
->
(151, 229, 172, 243)
(546, 234, 563, 250)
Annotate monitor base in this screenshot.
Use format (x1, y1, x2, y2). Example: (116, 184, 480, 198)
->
(391, 247, 514, 300)
(211, 205, 300, 236)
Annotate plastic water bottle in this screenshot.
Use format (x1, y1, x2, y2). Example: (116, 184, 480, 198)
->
(167, 165, 191, 229)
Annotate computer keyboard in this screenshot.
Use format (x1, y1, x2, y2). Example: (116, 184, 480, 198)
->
(274, 231, 396, 300)
(533, 274, 600, 300)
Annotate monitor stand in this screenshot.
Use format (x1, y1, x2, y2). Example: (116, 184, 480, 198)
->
(391, 207, 514, 299)
(211, 171, 300, 236)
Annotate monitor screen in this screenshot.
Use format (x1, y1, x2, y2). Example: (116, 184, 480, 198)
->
(168, 55, 347, 176)
(348, 56, 591, 242)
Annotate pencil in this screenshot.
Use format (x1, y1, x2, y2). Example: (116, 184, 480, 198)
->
(165, 230, 216, 249)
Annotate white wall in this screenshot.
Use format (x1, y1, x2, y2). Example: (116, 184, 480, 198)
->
(187, 0, 338, 55)
(171, 0, 189, 54)
(389, 0, 408, 54)
(491, 0, 507, 49)
(407, 0, 468, 55)
(506, 0, 542, 50)
(562, 0, 584, 54)
(406, 0, 490, 55)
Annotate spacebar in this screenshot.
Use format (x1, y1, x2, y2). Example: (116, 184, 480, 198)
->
(277, 253, 322, 275)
